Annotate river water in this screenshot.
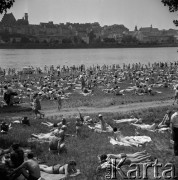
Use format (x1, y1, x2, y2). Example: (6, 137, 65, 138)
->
(0, 47, 177, 69)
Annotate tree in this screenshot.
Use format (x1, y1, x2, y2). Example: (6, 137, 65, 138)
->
(161, 0, 178, 26)
(0, 0, 15, 14)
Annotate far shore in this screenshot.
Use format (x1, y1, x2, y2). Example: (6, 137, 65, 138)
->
(0, 42, 177, 49)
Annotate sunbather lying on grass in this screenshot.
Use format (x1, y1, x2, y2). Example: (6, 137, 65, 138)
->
(98, 150, 148, 162)
(131, 119, 170, 132)
(98, 151, 151, 165)
(40, 160, 78, 178)
(131, 122, 158, 131)
(31, 125, 72, 141)
(96, 152, 151, 176)
(111, 127, 151, 147)
(41, 117, 68, 128)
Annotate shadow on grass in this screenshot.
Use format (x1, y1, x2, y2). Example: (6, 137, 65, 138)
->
(0, 105, 32, 113)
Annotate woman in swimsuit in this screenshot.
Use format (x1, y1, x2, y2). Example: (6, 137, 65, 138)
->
(40, 161, 77, 177)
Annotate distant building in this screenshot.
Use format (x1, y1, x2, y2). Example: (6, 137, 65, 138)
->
(16, 13, 29, 25)
(1, 13, 16, 26)
(101, 24, 129, 40)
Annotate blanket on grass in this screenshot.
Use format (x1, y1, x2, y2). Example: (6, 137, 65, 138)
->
(40, 169, 81, 180)
(109, 136, 151, 147)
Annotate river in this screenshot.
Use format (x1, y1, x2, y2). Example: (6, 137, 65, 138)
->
(0, 47, 177, 69)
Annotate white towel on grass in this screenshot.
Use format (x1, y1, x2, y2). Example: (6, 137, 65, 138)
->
(114, 118, 139, 124)
(110, 136, 151, 147)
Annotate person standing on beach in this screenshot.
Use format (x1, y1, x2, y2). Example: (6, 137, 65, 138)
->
(32, 93, 44, 119)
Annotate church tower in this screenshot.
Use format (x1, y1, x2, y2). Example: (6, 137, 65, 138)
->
(24, 13, 28, 22)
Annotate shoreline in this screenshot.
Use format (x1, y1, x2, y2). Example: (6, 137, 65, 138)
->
(0, 43, 177, 49)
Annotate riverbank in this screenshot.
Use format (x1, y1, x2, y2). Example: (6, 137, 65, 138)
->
(0, 105, 176, 180)
(0, 42, 177, 49)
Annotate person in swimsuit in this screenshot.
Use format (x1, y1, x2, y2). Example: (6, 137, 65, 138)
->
(98, 114, 106, 131)
(49, 129, 67, 154)
(32, 93, 44, 119)
(40, 161, 77, 178)
(158, 110, 172, 128)
(97, 152, 151, 175)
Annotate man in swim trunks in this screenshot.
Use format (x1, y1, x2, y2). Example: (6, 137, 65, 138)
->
(10, 152, 41, 180)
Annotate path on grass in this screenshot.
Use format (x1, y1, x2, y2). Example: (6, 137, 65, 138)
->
(44, 99, 174, 117)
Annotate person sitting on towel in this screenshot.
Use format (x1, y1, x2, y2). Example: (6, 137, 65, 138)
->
(158, 110, 172, 128)
(49, 131, 67, 154)
(3, 85, 16, 106)
(113, 127, 128, 142)
(12, 117, 30, 126)
(21, 117, 30, 126)
(114, 86, 123, 96)
(1, 122, 10, 133)
(0, 143, 25, 180)
(10, 152, 41, 180)
(40, 160, 77, 178)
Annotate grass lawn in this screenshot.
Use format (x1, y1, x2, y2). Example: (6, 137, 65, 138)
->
(0, 106, 176, 179)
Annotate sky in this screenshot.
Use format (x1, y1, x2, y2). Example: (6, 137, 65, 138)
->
(1, 0, 178, 31)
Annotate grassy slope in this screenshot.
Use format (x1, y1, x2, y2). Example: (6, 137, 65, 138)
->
(0, 106, 176, 179)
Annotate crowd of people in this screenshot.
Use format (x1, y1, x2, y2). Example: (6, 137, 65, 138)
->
(0, 61, 178, 179)
(1, 61, 178, 109)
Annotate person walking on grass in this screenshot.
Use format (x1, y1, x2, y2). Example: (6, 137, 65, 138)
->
(32, 93, 44, 119)
(173, 85, 178, 105)
(75, 116, 83, 137)
(57, 95, 62, 111)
